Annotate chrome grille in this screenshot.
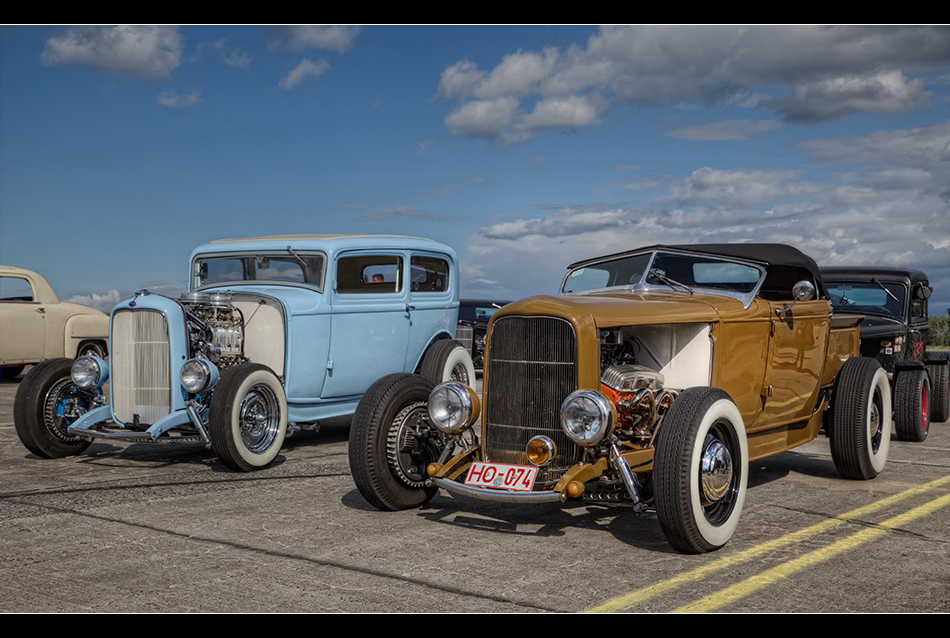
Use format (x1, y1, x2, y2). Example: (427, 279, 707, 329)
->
(111, 309, 172, 426)
(454, 323, 473, 351)
(484, 315, 579, 484)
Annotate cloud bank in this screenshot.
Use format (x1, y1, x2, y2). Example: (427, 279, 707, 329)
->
(460, 122, 950, 311)
(439, 25, 949, 145)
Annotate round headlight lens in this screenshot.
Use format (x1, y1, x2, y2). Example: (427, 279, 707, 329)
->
(180, 358, 218, 394)
(428, 382, 479, 434)
(560, 390, 614, 446)
(72, 356, 107, 389)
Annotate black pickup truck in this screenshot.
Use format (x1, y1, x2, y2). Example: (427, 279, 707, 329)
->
(822, 267, 947, 441)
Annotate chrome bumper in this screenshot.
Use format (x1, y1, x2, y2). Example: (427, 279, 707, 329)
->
(430, 477, 565, 503)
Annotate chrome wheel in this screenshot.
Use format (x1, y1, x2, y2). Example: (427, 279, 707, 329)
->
(386, 400, 440, 488)
(239, 383, 281, 454)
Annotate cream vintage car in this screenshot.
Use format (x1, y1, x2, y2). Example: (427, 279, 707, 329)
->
(349, 243, 892, 554)
(1, 266, 109, 381)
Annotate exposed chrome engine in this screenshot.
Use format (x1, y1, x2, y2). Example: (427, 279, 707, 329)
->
(600, 364, 677, 446)
(598, 329, 677, 446)
(180, 292, 246, 368)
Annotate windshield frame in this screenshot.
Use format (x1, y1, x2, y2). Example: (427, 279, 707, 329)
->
(559, 249, 767, 307)
(825, 280, 907, 319)
(191, 250, 328, 293)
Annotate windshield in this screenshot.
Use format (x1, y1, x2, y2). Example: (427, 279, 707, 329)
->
(562, 251, 763, 295)
(826, 281, 905, 317)
(562, 254, 652, 293)
(193, 252, 326, 291)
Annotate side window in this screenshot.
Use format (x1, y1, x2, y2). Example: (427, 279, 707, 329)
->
(410, 256, 449, 292)
(337, 255, 403, 294)
(0, 276, 35, 302)
(911, 297, 927, 320)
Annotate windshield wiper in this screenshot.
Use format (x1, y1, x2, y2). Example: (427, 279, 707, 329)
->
(871, 278, 901, 304)
(648, 269, 693, 293)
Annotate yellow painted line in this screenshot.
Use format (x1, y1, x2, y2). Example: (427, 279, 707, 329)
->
(585, 475, 950, 613)
(674, 491, 950, 613)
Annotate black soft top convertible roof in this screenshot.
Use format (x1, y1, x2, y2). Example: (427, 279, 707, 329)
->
(568, 243, 827, 299)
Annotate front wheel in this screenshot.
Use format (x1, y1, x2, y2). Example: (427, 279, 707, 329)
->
(829, 357, 891, 480)
(349, 373, 442, 511)
(894, 369, 930, 442)
(13, 358, 94, 459)
(420, 339, 475, 386)
(208, 364, 287, 472)
(653, 387, 748, 554)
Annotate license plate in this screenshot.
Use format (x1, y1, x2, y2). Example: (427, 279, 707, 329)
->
(465, 461, 538, 492)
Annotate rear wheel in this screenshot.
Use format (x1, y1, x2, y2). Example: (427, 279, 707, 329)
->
(653, 387, 748, 554)
(208, 364, 287, 472)
(925, 353, 949, 423)
(829, 357, 891, 479)
(349, 373, 441, 511)
(13, 358, 93, 458)
(894, 369, 930, 442)
(420, 340, 475, 386)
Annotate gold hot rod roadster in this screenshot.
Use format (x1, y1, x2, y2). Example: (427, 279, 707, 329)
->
(348, 244, 891, 553)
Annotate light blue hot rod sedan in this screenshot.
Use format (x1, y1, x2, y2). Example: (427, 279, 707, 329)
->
(14, 234, 474, 472)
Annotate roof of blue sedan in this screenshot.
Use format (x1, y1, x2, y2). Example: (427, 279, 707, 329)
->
(209, 234, 436, 244)
(194, 234, 457, 258)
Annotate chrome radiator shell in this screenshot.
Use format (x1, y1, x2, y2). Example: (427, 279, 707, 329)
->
(110, 309, 172, 426)
(483, 315, 580, 484)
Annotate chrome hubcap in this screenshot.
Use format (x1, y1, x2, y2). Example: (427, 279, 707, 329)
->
(450, 363, 469, 385)
(700, 438, 733, 507)
(238, 384, 280, 454)
(869, 399, 882, 452)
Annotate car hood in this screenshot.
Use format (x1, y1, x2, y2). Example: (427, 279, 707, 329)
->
(856, 314, 906, 339)
(493, 291, 738, 329)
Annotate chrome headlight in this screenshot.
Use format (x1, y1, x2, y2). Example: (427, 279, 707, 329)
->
(180, 358, 219, 394)
(560, 389, 615, 446)
(71, 355, 109, 389)
(428, 382, 480, 434)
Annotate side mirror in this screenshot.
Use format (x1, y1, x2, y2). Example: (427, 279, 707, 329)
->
(792, 280, 816, 302)
(777, 280, 816, 317)
(915, 285, 932, 300)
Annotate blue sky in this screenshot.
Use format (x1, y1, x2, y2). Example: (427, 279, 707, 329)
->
(1, 25, 948, 313)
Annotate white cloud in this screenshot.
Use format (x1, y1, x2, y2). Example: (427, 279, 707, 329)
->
(266, 26, 360, 53)
(279, 58, 330, 89)
(459, 123, 950, 306)
(439, 26, 949, 144)
(444, 97, 520, 142)
(41, 25, 182, 81)
(766, 70, 930, 123)
(157, 90, 201, 108)
(66, 290, 122, 314)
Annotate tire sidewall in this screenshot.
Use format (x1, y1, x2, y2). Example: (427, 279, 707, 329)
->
(865, 367, 891, 474)
(216, 366, 287, 470)
(686, 397, 748, 548)
(349, 373, 438, 510)
(421, 340, 475, 386)
(14, 358, 93, 458)
(440, 343, 475, 385)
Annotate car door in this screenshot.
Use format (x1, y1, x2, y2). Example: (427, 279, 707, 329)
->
(322, 251, 411, 399)
(753, 298, 830, 428)
(0, 274, 47, 364)
(406, 252, 456, 366)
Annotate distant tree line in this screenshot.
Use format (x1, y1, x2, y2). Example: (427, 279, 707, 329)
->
(929, 315, 949, 347)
